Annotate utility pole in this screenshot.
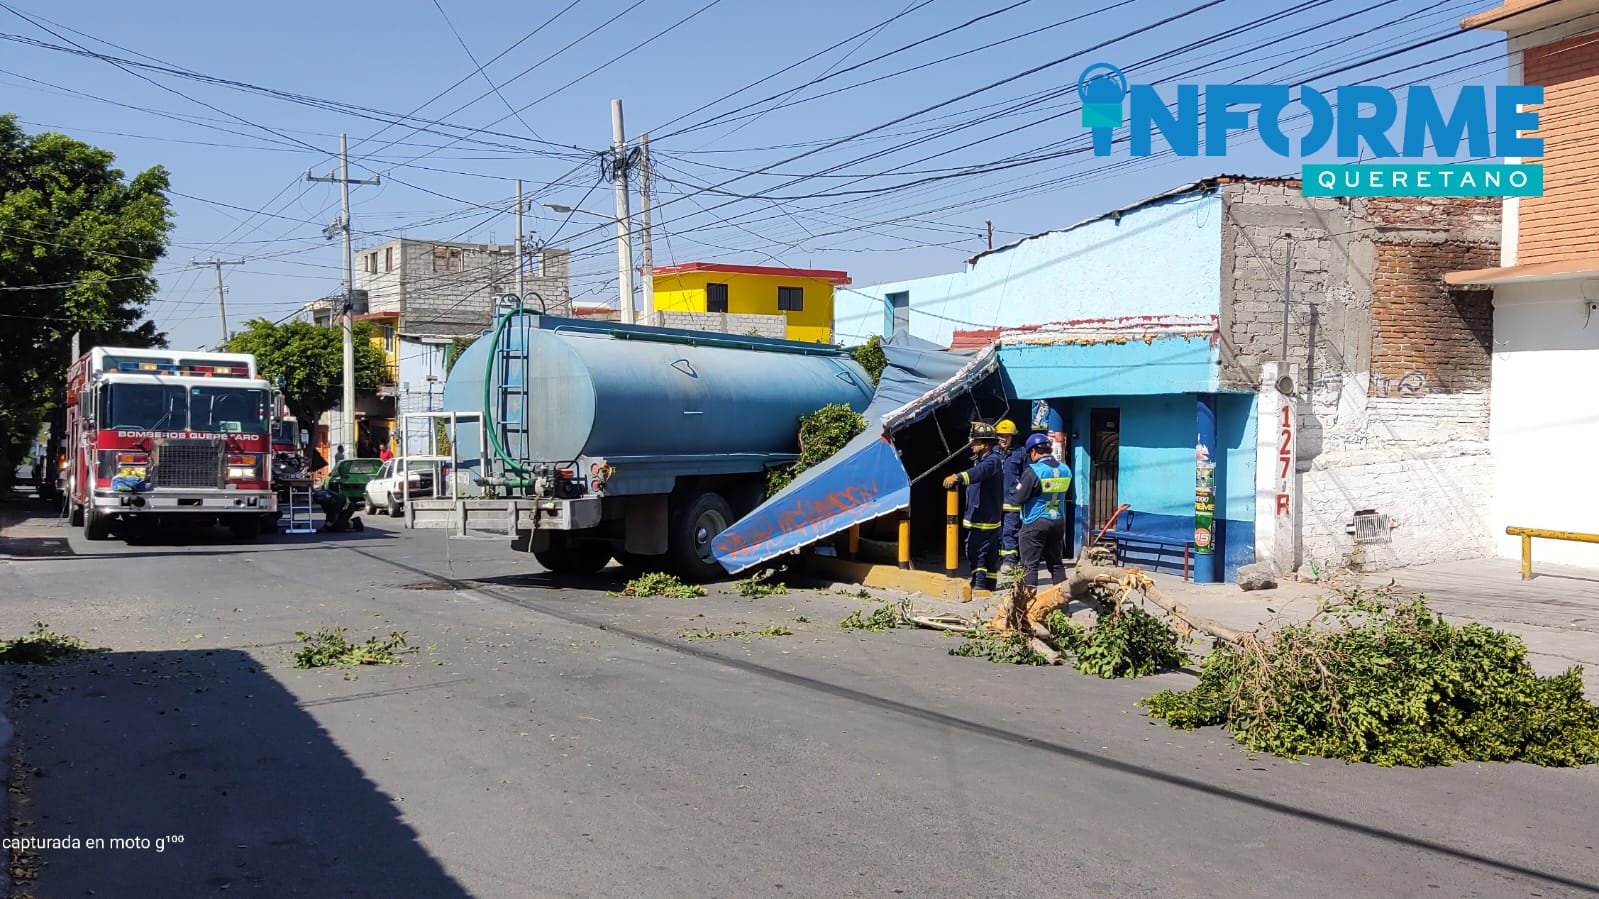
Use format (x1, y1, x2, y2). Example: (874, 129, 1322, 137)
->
(514, 178, 526, 301)
(1281, 237, 1294, 363)
(192, 257, 244, 347)
(638, 132, 655, 317)
(986, 220, 993, 251)
(611, 100, 635, 325)
(307, 133, 380, 456)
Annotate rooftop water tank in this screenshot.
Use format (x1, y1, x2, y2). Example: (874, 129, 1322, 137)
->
(444, 314, 874, 468)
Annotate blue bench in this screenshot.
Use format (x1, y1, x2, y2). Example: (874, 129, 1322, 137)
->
(1093, 513, 1194, 581)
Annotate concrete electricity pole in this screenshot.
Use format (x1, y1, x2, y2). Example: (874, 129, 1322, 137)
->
(638, 132, 655, 316)
(514, 178, 526, 301)
(307, 133, 380, 455)
(192, 257, 244, 347)
(611, 100, 635, 325)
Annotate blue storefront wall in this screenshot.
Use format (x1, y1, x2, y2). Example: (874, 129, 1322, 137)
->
(1061, 395, 1256, 582)
(993, 333, 1255, 582)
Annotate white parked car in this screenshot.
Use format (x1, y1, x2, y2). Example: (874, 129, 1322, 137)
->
(364, 458, 436, 516)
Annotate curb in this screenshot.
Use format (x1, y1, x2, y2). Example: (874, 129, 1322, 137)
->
(802, 555, 969, 602)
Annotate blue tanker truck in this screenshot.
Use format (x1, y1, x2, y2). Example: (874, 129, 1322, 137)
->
(441, 308, 874, 579)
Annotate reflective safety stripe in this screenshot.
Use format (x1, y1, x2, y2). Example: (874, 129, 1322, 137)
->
(1001, 504, 1021, 511)
(962, 520, 1001, 530)
(998, 549, 1018, 557)
(1039, 476, 1072, 493)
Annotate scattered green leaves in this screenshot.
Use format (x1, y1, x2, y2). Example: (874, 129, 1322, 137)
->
(292, 627, 411, 669)
(733, 569, 789, 598)
(610, 572, 707, 599)
(682, 625, 793, 641)
(766, 403, 866, 497)
(0, 622, 92, 665)
(949, 631, 1051, 666)
(840, 599, 910, 631)
(1069, 605, 1187, 679)
(1140, 588, 1599, 767)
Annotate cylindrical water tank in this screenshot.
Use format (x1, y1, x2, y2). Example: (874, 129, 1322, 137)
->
(444, 315, 874, 466)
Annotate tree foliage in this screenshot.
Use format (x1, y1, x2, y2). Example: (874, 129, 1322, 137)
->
(849, 335, 887, 388)
(766, 403, 866, 497)
(226, 318, 386, 429)
(1141, 588, 1599, 767)
(0, 116, 172, 477)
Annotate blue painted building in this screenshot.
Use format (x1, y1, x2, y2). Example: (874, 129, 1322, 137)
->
(837, 181, 1253, 582)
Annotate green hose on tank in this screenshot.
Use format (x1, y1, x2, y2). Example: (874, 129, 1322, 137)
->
(483, 305, 531, 482)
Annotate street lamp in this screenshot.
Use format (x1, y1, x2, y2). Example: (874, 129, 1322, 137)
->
(545, 203, 635, 324)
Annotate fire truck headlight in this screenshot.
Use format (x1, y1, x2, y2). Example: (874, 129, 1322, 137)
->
(227, 466, 254, 479)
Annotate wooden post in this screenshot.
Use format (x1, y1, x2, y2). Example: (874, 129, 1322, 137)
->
(848, 524, 861, 558)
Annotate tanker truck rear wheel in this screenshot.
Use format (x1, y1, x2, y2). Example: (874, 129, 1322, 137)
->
(533, 534, 613, 576)
(670, 492, 732, 581)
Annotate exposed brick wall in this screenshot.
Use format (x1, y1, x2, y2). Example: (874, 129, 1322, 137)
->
(1221, 181, 1501, 573)
(1370, 241, 1495, 396)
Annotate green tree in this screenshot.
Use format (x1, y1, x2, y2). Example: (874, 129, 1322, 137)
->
(0, 116, 173, 483)
(849, 335, 887, 388)
(226, 318, 385, 432)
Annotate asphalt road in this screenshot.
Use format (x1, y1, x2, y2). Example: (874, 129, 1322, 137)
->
(2, 501, 1598, 898)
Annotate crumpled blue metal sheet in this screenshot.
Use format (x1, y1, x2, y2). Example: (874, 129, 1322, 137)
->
(712, 333, 988, 574)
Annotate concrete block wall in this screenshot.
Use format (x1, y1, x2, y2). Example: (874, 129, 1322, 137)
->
(1220, 180, 1500, 573)
(353, 240, 573, 337)
(647, 311, 789, 339)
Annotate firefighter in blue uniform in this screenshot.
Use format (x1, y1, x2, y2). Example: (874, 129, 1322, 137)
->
(942, 421, 1005, 594)
(994, 419, 1024, 576)
(1009, 433, 1074, 591)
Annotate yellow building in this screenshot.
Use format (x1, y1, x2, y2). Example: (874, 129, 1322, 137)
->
(356, 311, 400, 456)
(651, 262, 850, 343)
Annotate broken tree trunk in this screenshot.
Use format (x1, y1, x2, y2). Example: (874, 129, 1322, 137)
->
(987, 551, 1254, 648)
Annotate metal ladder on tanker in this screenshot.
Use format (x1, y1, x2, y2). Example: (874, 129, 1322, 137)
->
(493, 319, 531, 474)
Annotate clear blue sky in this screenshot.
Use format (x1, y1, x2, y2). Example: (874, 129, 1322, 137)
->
(0, 0, 1510, 348)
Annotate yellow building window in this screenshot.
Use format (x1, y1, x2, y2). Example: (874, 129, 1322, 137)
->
(777, 286, 803, 311)
(707, 282, 729, 313)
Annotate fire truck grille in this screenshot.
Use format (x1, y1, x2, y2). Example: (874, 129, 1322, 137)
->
(152, 439, 225, 489)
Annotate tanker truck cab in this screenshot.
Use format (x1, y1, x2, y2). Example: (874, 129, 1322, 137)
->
(442, 311, 874, 581)
(65, 348, 278, 542)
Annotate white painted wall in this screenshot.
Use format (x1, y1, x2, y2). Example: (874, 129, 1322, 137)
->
(1490, 280, 1599, 567)
(837, 190, 1224, 346)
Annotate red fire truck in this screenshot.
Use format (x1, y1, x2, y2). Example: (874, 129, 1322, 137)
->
(63, 347, 277, 541)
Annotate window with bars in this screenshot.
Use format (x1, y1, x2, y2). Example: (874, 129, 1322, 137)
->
(777, 286, 803, 312)
(706, 282, 729, 313)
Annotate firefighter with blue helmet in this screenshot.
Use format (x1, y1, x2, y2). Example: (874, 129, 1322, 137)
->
(1009, 433, 1073, 590)
(994, 419, 1024, 575)
(942, 421, 1005, 593)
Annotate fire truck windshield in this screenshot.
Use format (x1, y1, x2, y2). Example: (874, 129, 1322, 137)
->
(101, 383, 270, 434)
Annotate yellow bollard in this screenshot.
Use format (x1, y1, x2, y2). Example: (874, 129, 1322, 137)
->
(946, 488, 960, 577)
(1521, 533, 1532, 581)
(897, 512, 911, 570)
(848, 524, 861, 558)
(1505, 526, 1599, 580)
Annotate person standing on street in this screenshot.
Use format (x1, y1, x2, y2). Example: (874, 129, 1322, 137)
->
(994, 419, 1024, 577)
(379, 444, 394, 462)
(942, 421, 1005, 596)
(1010, 433, 1074, 592)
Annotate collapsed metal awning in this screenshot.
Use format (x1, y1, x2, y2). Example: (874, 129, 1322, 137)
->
(713, 335, 996, 574)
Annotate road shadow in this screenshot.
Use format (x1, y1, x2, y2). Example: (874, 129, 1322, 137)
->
(8, 649, 471, 897)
